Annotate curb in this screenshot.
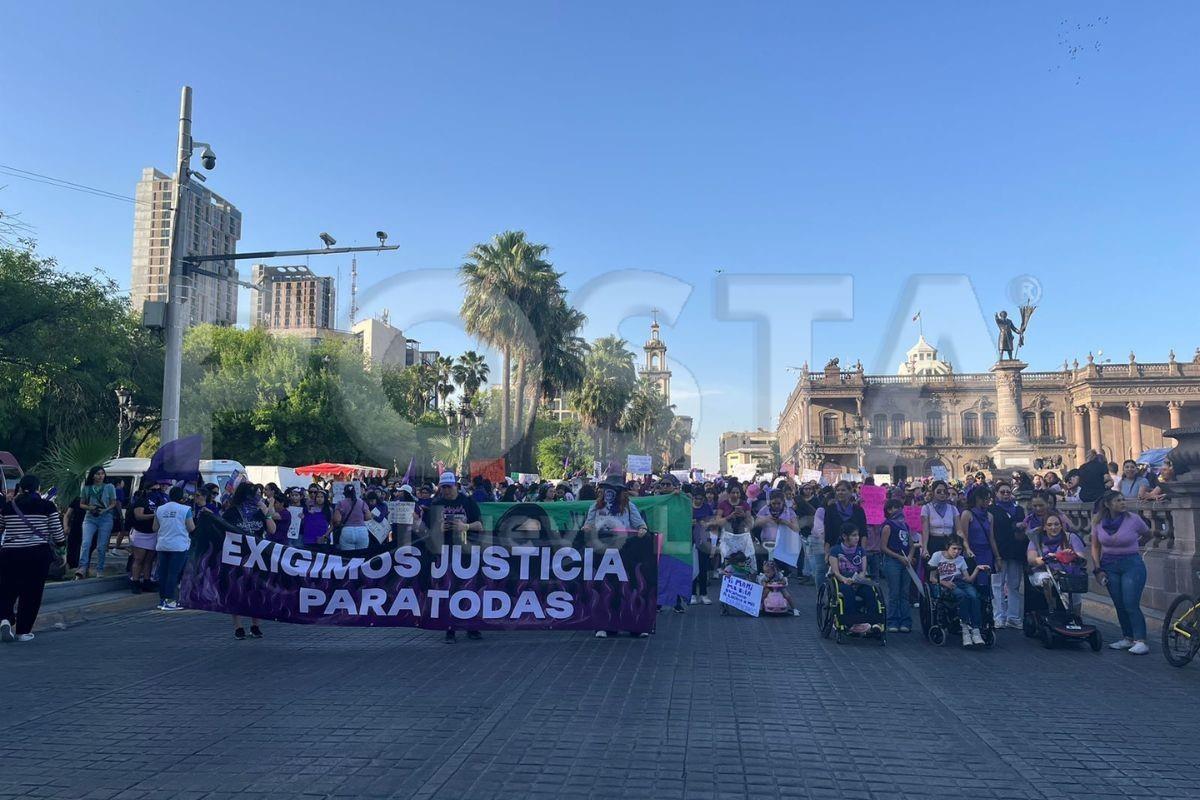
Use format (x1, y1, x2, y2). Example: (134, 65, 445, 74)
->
(33, 591, 161, 633)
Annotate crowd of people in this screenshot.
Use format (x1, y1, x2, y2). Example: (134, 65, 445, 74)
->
(0, 448, 1167, 654)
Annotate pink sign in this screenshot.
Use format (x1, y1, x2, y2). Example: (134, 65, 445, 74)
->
(860, 484, 887, 525)
(903, 504, 924, 534)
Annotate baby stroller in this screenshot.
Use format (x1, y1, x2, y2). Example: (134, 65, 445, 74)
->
(1023, 552, 1102, 651)
(921, 576, 996, 648)
(817, 574, 887, 645)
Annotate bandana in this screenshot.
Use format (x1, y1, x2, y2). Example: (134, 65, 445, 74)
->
(1100, 512, 1125, 536)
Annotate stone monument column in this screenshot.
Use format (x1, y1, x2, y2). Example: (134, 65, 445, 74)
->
(989, 359, 1036, 470)
(1072, 407, 1088, 466)
(1127, 402, 1143, 459)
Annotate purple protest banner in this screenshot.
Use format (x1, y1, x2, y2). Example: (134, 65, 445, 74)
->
(860, 484, 887, 525)
(180, 521, 658, 633)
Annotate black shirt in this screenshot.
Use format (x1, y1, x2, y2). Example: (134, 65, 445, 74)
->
(430, 493, 482, 528)
(1078, 457, 1109, 504)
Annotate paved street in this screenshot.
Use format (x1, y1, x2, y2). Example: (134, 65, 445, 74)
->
(2, 582, 1197, 800)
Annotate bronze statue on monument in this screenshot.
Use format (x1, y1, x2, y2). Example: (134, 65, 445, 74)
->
(995, 304, 1036, 361)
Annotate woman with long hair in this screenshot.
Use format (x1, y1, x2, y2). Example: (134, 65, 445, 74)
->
(582, 475, 649, 639)
(222, 482, 276, 639)
(77, 465, 118, 579)
(957, 485, 1001, 599)
(920, 480, 957, 558)
(1, 475, 66, 642)
(1091, 490, 1152, 655)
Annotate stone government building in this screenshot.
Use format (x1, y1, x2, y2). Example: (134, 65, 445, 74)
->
(777, 336, 1200, 480)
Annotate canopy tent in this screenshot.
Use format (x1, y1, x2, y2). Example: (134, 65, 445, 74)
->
(1137, 447, 1174, 468)
(294, 463, 389, 480)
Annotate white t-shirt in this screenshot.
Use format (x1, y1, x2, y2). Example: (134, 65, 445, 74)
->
(155, 502, 193, 552)
(927, 551, 968, 584)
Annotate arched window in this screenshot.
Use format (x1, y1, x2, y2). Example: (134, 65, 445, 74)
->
(650, 353, 660, 370)
(982, 412, 997, 439)
(821, 413, 838, 444)
(890, 413, 906, 440)
(1022, 411, 1036, 438)
(1040, 411, 1056, 439)
(962, 412, 979, 442)
(926, 412, 944, 439)
(871, 414, 888, 442)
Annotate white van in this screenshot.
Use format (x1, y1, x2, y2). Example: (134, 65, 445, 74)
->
(102, 457, 246, 495)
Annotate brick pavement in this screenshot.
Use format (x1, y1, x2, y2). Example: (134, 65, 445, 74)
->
(1, 582, 1197, 800)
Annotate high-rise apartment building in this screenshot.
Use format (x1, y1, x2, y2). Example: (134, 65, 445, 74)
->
(251, 264, 335, 331)
(130, 167, 242, 326)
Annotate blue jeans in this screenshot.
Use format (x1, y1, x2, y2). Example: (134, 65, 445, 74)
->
(881, 557, 912, 628)
(79, 513, 114, 572)
(837, 582, 882, 622)
(156, 550, 189, 602)
(953, 584, 982, 628)
(804, 534, 825, 580)
(339, 525, 369, 552)
(991, 559, 1024, 624)
(1103, 553, 1147, 641)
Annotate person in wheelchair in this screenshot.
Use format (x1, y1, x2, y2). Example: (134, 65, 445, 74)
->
(828, 522, 884, 635)
(1026, 512, 1086, 616)
(928, 535, 991, 648)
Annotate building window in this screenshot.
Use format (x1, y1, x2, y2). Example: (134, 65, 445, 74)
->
(890, 414, 906, 440)
(821, 414, 838, 444)
(962, 412, 979, 441)
(871, 414, 887, 442)
(1022, 412, 1036, 438)
(1040, 411, 1056, 439)
(982, 412, 996, 439)
(926, 412, 944, 439)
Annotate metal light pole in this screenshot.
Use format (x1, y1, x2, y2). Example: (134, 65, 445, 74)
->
(160, 86, 194, 443)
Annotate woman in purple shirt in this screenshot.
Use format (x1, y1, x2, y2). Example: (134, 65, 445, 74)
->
(1090, 490, 1152, 655)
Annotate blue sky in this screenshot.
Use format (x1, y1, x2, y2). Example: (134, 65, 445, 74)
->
(3, 2, 1198, 470)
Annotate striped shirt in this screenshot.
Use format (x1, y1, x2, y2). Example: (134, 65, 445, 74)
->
(0, 496, 67, 550)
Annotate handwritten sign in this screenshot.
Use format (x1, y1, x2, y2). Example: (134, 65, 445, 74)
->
(903, 504, 924, 535)
(719, 575, 763, 617)
(801, 468, 822, 484)
(930, 465, 949, 482)
(627, 454, 652, 475)
(860, 484, 887, 525)
(872, 473, 892, 486)
(388, 501, 415, 525)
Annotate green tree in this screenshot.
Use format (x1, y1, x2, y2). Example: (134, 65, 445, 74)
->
(0, 244, 162, 466)
(571, 335, 637, 462)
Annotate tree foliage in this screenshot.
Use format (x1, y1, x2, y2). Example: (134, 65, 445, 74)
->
(0, 244, 161, 466)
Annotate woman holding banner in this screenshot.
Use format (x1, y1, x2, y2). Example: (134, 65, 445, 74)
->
(583, 474, 649, 638)
(222, 482, 276, 640)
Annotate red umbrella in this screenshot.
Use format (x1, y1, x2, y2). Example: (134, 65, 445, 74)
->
(294, 463, 387, 480)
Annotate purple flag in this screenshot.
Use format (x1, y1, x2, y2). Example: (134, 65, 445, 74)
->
(142, 435, 202, 485)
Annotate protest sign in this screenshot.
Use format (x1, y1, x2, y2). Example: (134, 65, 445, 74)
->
(732, 463, 758, 482)
(387, 501, 415, 525)
(627, 454, 653, 475)
(773, 527, 802, 567)
(719, 575, 763, 617)
(903, 504, 925, 534)
(821, 466, 842, 486)
(469, 458, 506, 485)
(859, 484, 887, 525)
(801, 468, 822, 484)
(930, 465, 949, 482)
(872, 473, 892, 486)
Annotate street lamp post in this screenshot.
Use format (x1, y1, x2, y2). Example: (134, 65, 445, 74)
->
(842, 417, 870, 476)
(797, 440, 823, 471)
(445, 402, 475, 473)
(157, 86, 399, 444)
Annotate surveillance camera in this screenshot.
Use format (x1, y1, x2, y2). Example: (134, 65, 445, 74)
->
(376, 230, 388, 245)
(200, 147, 216, 170)
(319, 232, 337, 248)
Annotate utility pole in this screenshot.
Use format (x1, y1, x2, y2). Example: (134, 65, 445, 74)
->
(160, 86, 193, 444)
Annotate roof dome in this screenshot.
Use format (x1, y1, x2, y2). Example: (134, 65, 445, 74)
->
(898, 335, 952, 375)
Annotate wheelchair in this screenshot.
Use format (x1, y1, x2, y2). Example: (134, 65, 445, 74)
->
(816, 572, 887, 646)
(920, 577, 996, 648)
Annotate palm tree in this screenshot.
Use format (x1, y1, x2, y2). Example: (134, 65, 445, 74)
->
(572, 336, 637, 461)
(413, 362, 438, 413)
(514, 296, 587, 469)
(460, 231, 558, 453)
(451, 351, 490, 402)
(433, 355, 455, 411)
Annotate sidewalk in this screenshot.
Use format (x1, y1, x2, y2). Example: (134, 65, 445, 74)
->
(33, 574, 159, 632)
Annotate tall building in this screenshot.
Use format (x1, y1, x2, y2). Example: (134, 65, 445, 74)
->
(251, 265, 335, 331)
(130, 167, 242, 326)
(353, 316, 409, 371)
(776, 336, 1200, 482)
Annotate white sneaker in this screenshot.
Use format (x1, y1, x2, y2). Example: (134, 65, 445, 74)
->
(1109, 638, 1134, 650)
(700, 596, 712, 605)
(593, 630, 607, 638)
(0, 619, 13, 643)
(1128, 641, 1149, 655)
(971, 628, 984, 645)
(689, 594, 699, 605)
(15, 633, 34, 642)
(962, 629, 973, 647)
